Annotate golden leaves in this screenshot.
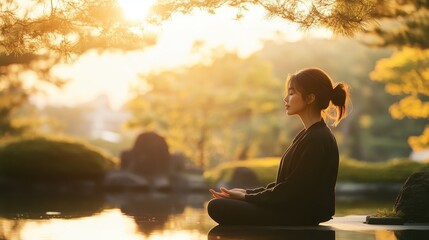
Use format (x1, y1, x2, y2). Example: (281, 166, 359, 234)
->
(408, 126, 429, 151)
(389, 96, 429, 119)
(371, 47, 429, 150)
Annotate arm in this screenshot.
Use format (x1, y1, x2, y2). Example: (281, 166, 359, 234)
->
(246, 182, 276, 194)
(245, 134, 328, 206)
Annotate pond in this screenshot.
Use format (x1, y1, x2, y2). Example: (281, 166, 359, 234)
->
(0, 192, 427, 240)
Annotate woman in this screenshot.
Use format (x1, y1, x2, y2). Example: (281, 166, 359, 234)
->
(208, 67, 350, 226)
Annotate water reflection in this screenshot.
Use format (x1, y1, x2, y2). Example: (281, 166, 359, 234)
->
(0, 193, 428, 240)
(107, 192, 206, 235)
(0, 192, 105, 219)
(208, 227, 429, 240)
(208, 226, 335, 240)
(395, 230, 429, 240)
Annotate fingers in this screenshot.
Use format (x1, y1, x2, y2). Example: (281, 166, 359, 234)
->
(209, 189, 228, 199)
(220, 187, 230, 194)
(209, 189, 220, 198)
(209, 187, 245, 201)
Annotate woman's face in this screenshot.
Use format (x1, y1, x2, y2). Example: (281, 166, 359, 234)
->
(284, 83, 307, 116)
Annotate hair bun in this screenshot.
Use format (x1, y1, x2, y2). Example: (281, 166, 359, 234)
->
(331, 83, 346, 106)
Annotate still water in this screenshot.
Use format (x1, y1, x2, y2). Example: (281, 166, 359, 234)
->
(0, 192, 427, 240)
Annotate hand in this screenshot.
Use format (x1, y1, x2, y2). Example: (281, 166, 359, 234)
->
(209, 187, 245, 200)
(230, 188, 246, 194)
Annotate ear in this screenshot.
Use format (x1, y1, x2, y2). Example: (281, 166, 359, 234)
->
(306, 94, 315, 105)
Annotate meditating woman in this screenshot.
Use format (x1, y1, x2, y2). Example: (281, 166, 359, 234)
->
(208, 67, 350, 226)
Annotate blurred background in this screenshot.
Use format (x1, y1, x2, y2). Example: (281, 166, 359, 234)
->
(0, 0, 428, 239)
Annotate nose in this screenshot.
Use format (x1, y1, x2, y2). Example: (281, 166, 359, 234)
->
(283, 96, 288, 103)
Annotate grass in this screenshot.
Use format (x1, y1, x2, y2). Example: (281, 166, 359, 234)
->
(0, 136, 118, 183)
(373, 209, 399, 217)
(204, 156, 429, 186)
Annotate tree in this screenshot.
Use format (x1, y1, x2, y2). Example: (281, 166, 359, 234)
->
(364, 1, 429, 49)
(367, 1, 429, 152)
(0, 0, 155, 137)
(370, 48, 429, 151)
(127, 52, 282, 168)
(1, 0, 154, 56)
(0, 54, 63, 136)
(150, 0, 416, 36)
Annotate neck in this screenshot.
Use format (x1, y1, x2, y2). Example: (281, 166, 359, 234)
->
(299, 111, 322, 130)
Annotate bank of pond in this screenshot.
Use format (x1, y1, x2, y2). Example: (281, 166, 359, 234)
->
(0, 136, 428, 192)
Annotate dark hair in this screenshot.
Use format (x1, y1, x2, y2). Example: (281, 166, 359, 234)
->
(287, 67, 350, 126)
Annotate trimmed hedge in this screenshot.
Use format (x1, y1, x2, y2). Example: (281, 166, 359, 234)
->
(338, 157, 429, 183)
(204, 157, 429, 186)
(0, 137, 117, 182)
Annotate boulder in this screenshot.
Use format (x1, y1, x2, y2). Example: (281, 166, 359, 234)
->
(227, 167, 260, 189)
(119, 132, 209, 192)
(394, 171, 429, 222)
(120, 132, 170, 177)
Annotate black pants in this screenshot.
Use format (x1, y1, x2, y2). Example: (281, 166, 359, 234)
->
(207, 198, 319, 226)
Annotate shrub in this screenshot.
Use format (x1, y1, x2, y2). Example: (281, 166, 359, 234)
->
(204, 157, 279, 186)
(338, 157, 429, 183)
(0, 137, 117, 183)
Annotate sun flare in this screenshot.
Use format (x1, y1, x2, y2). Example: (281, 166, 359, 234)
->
(118, 0, 156, 21)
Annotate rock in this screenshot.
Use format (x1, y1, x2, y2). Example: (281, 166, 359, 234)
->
(120, 150, 133, 170)
(103, 170, 149, 192)
(227, 167, 260, 189)
(394, 171, 429, 222)
(118, 132, 208, 192)
(120, 132, 170, 177)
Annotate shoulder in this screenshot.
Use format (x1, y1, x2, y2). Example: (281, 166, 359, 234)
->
(305, 123, 336, 144)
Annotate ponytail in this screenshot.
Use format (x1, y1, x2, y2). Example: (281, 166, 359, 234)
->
(331, 83, 349, 126)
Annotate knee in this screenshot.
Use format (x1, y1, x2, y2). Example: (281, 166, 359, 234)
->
(207, 198, 221, 217)
(207, 198, 226, 222)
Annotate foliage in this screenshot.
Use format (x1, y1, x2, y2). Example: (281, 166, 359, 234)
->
(0, 0, 156, 137)
(370, 48, 429, 151)
(366, 1, 429, 49)
(204, 156, 429, 186)
(367, 1, 429, 152)
(0, 54, 65, 137)
(127, 52, 283, 168)
(0, 0, 154, 56)
(0, 136, 117, 182)
(150, 0, 404, 36)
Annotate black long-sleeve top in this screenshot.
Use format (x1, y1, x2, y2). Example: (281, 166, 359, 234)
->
(244, 120, 339, 223)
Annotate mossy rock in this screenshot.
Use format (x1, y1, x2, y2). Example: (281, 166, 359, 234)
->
(0, 137, 117, 183)
(394, 171, 429, 222)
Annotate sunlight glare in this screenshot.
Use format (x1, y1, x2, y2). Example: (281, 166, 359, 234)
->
(20, 209, 142, 240)
(118, 0, 156, 21)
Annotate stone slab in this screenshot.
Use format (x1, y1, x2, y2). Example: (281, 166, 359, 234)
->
(321, 215, 429, 231)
